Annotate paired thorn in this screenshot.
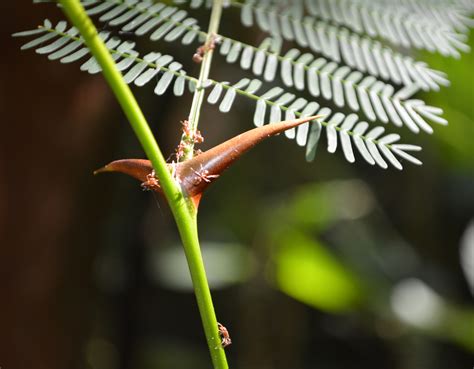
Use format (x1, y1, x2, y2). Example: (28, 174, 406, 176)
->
(95, 115, 322, 208)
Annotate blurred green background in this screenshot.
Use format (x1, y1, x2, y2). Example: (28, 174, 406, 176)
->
(0, 2, 473, 369)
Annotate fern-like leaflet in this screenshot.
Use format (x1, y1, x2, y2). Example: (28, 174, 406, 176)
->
(41, 0, 454, 90)
(232, 0, 472, 55)
(14, 18, 424, 170)
(71, 0, 449, 133)
(182, 0, 472, 75)
(80, 0, 452, 89)
(218, 37, 448, 134)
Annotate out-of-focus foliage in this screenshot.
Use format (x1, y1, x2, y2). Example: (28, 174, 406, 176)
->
(422, 36, 474, 170)
(147, 241, 256, 291)
(142, 179, 474, 355)
(260, 180, 474, 351)
(271, 229, 363, 313)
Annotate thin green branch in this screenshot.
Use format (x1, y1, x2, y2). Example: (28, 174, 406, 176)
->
(181, 0, 224, 161)
(57, 2, 228, 368)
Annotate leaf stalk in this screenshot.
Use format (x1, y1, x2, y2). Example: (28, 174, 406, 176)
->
(182, 0, 224, 161)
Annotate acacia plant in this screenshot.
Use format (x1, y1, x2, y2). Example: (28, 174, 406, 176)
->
(14, 0, 473, 367)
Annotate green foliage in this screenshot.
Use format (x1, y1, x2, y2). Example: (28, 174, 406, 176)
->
(422, 35, 474, 170)
(273, 229, 363, 312)
(257, 179, 474, 350)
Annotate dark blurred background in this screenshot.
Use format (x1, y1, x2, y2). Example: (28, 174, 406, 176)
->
(1, 2, 473, 369)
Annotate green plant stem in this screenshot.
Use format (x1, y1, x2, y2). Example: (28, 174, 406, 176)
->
(58, 1, 228, 368)
(182, 0, 224, 160)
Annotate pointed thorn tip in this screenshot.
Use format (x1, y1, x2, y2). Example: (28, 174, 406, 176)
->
(93, 166, 110, 175)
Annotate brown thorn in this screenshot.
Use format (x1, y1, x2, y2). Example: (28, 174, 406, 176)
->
(94, 115, 322, 208)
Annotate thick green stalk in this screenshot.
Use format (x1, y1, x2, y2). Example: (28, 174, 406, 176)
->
(58, 1, 228, 368)
(182, 0, 224, 160)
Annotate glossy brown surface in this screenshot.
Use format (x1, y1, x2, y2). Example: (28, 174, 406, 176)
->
(95, 115, 321, 205)
(94, 158, 154, 184)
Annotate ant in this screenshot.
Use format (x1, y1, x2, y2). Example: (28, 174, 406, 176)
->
(193, 33, 221, 63)
(181, 119, 203, 144)
(192, 166, 219, 186)
(175, 141, 187, 162)
(193, 129, 204, 144)
(181, 119, 192, 137)
(217, 323, 232, 348)
(175, 120, 204, 161)
(141, 170, 161, 191)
